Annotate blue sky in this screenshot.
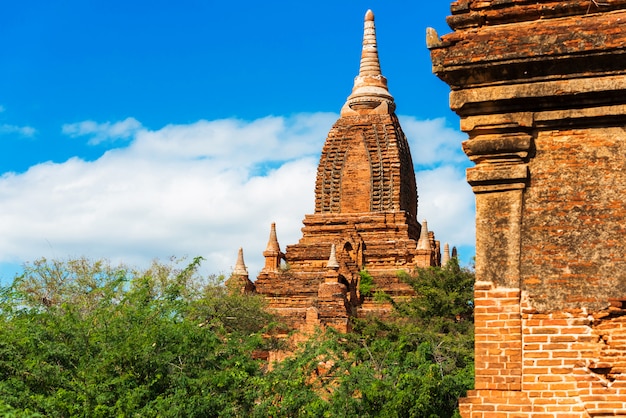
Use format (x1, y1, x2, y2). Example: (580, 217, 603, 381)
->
(0, 1, 475, 280)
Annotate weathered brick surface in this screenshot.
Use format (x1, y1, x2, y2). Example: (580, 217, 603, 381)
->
(522, 127, 626, 311)
(448, 0, 626, 29)
(430, 1, 626, 416)
(432, 5, 626, 90)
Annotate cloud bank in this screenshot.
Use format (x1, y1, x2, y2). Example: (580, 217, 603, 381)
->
(62, 117, 142, 145)
(0, 105, 37, 138)
(0, 124, 36, 137)
(0, 113, 474, 279)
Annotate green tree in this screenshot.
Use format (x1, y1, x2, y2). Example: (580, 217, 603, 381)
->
(0, 257, 276, 417)
(254, 259, 474, 418)
(0, 256, 473, 417)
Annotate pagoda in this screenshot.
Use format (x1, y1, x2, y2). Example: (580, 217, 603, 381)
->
(248, 10, 441, 333)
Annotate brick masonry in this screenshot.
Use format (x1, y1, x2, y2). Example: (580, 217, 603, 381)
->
(250, 10, 441, 336)
(430, 1, 626, 416)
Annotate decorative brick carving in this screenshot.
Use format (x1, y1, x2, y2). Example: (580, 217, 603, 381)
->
(430, 1, 626, 415)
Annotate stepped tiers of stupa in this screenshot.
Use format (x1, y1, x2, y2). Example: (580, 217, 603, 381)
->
(231, 10, 447, 334)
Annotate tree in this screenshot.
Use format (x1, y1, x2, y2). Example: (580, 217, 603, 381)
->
(0, 257, 474, 417)
(251, 260, 474, 417)
(254, 259, 474, 418)
(0, 257, 276, 417)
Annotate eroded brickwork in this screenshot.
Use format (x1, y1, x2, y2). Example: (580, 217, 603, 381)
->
(430, 1, 626, 416)
(522, 127, 626, 312)
(463, 284, 626, 416)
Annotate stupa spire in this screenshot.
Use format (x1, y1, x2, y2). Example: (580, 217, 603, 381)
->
(233, 247, 248, 276)
(417, 219, 431, 250)
(358, 10, 382, 77)
(265, 222, 281, 252)
(342, 9, 394, 115)
(442, 243, 451, 265)
(262, 222, 284, 274)
(326, 244, 340, 269)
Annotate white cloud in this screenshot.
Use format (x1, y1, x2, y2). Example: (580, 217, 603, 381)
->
(0, 124, 36, 137)
(415, 165, 475, 249)
(400, 116, 467, 168)
(0, 113, 475, 280)
(0, 106, 36, 137)
(129, 113, 335, 168)
(62, 117, 143, 145)
(401, 116, 475, 261)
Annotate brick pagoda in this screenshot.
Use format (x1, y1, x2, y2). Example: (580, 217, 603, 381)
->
(238, 10, 441, 335)
(429, 1, 626, 416)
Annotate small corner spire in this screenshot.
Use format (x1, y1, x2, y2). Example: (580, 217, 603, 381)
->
(442, 243, 450, 265)
(265, 222, 281, 253)
(262, 222, 284, 274)
(326, 244, 340, 269)
(417, 219, 431, 250)
(233, 247, 248, 276)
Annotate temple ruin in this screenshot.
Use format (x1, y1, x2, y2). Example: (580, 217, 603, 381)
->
(232, 10, 442, 335)
(429, 1, 626, 416)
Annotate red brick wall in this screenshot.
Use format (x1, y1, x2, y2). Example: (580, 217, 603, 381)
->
(463, 284, 626, 417)
(474, 282, 522, 392)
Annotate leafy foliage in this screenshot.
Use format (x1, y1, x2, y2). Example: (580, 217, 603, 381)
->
(256, 259, 475, 418)
(358, 269, 375, 297)
(0, 257, 474, 417)
(0, 257, 275, 417)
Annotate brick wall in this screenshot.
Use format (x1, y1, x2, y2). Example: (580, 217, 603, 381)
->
(463, 283, 626, 417)
(521, 127, 626, 312)
(474, 282, 522, 391)
(430, 2, 626, 416)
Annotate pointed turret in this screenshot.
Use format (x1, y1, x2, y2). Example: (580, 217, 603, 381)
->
(442, 243, 451, 265)
(319, 244, 349, 333)
(227, 247, 254, 294)
(262, 222, 284, 273)
(265, 222, 281, 253)
(341, 9, 395, 115)
(417, 219, 431, 250)
(326, 244, 339, 270)
(415, 219, 440, 268)
(233, 247, 248, 277)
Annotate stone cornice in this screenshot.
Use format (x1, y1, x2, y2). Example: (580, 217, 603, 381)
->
(430, 9, 626, 88)
(450, 75, 626, 113)
(466, 163, 529, 193)
(447, 0, 626, 30)
(463, 133, 532, 164)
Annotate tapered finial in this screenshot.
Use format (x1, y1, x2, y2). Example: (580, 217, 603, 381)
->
(233, 247, 249, 276)
(358, 10, 382, 78)
(265, 222, 281, 252)
(417, 219, 431, 250)
(342, 9, 394, 115)
(326, 244, 340, 269)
